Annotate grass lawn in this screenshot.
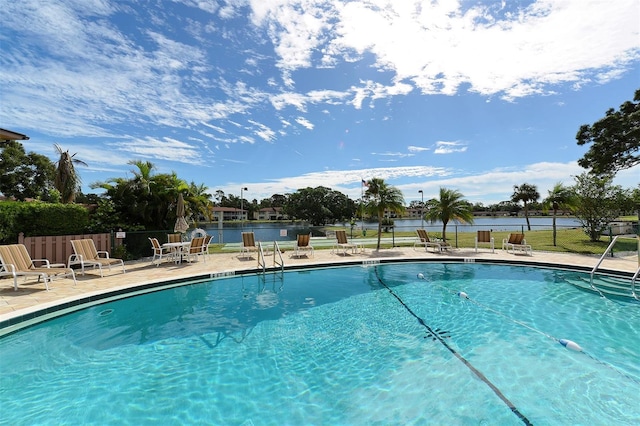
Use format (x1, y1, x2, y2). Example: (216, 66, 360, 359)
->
(207, 225, 638, 256)
(326, 226, 638, 255)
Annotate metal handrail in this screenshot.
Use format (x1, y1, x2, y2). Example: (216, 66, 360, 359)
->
(589, 236, 622, 297)
(590, 236, 620, 286)
(632, 266, 640, 300)
(257, 241, 284, 273)
(273, 241, 284, 272)
(257, 241, 266, 272)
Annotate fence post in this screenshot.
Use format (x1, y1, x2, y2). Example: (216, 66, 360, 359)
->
(609, 229, 614, 257)
(455, 225, 458, 248)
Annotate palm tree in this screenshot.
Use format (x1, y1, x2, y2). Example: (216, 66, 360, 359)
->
(364, 178, 405, 250)
(187, 182, 213, 223)
(543, 183, 578, 246)
(53, 144, 88, 203)
(511, 183, 540, 231)
(425, 187, 474, 242)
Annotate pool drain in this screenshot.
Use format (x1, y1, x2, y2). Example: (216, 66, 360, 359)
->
(424, 328, 450, 341)
(98, 309, 114, 317)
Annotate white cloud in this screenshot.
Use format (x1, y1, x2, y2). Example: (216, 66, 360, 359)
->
(112, 137, 204, 164)
(257, 0, 639, 100)
(295, 116, 314, 130)
(434, 141, 468, 154)
(408, 146, 430, 153)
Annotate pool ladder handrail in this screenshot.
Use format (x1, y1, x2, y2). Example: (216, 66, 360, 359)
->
(257, 241, 284, 273)
(589, 236, 620, 292)
(591, 235, 640, 299)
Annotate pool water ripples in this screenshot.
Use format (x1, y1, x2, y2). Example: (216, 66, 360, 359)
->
(1, 263, 639, 425)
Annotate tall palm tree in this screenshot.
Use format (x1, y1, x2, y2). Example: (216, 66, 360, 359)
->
(425, 187, 474, 242)
(364, 178, 405, 250)
(53, 144, 88, 203)
(511, 183, 540, 231)
(543, 182, 578, 246)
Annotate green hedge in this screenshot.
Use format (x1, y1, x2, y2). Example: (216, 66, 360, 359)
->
(0, 201, 89, 244)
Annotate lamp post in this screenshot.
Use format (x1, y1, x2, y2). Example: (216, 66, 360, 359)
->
(418, 190, 424, 229)
(240, 187, 248, 229)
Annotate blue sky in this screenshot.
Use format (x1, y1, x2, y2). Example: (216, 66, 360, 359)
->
(1, 0, 638, 206)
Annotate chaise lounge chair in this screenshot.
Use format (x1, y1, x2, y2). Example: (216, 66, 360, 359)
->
(69, 239, 126, 277)
(0, 244, 76, 291)
(414, 229, 450, 253)
(292, 233, 314, 258)
(333, 230, 357, 255)
(502, 233, 532, 255)
(475, 230, 495, 253)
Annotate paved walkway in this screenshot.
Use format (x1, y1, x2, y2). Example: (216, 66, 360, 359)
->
(1, 245, 638, 328)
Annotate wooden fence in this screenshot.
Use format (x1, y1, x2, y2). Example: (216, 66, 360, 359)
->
(18, 232, 112, 265)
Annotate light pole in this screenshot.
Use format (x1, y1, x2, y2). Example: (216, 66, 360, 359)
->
(240, 187, 247, 229)
(418, 190, 424, 229)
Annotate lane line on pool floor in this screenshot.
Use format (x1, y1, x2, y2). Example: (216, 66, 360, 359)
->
(373, 266, 533, 426)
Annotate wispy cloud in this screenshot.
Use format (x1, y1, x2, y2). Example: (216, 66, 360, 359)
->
(434, 141, 468, 154)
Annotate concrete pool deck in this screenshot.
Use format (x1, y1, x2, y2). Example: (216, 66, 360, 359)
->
(1, 245, 638, 328)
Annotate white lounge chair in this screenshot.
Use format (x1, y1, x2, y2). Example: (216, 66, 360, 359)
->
(502, 233, 532, 255)
(0, 244, 76, 291)
(333, 230, 357, 255)
(69, 239, 126, 277)
(292, 233, 314, 258)
(475, 230, 495, 253)
(414, 229, 450, 253)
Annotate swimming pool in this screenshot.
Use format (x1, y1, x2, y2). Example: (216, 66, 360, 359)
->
(1, 262, 638, 425)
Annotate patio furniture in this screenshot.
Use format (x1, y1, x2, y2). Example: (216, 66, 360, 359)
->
(185, 236, 207, 263)
(0, 244, 76, 291)
(333, 230, 357, 255)
(475, 230, 495, 253)
(240, 232, 259, 259)
(149, 237, 175, 266)
(69, 239, 126, 277)
(292, 233, 314, 258)
(502, 233, 532, 255)
(167, 233, 182, 243)
(414, 229, 450, 253)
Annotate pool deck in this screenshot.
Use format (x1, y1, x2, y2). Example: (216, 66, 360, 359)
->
(1, 245, 638, 327)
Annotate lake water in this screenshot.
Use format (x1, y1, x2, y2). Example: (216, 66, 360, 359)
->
(200, 217, 581, 244)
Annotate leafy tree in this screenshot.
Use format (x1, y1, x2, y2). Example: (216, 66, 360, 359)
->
(284, 187, 356, 226)
(53, 144, 88, 203)
(91, 161, 187, 230)
(425, 187, 474, 242)
(576, 88, 640, 175)
(86, 199, 126, 233)
(259, 194, 288, 208)
(542, 183, 578, 246)
(630, 185, 640, 221)
(186, 182, 212, 223)
(511, 183, 540, 230)
(491, 200, 520, 215)
(572, 172, 622, 242)
(363, 178, 405, 250)
(0, 140, 56, 201)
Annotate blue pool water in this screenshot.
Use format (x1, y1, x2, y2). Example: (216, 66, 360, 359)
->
(1, 263, 639, 425)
